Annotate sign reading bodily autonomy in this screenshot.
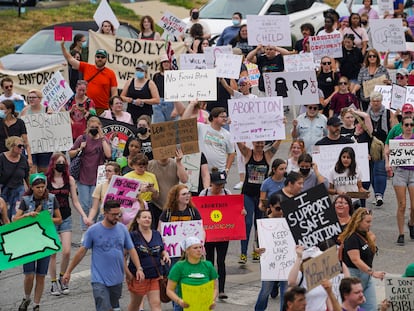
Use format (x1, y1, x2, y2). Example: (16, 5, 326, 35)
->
(228, 97, 285, 142)
(182, 280, 214, 311)
(192, 195, 246, 242)
(281, 184, 341, 248)
(41, 71, 74, 112)
(389, 140, 414, 166)
(247, 15, 291, 46)
(385, 276, 414, 310)
(0, 211, 61, 270)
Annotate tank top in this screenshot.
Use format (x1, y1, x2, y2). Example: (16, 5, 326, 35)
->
(126, 79, 153, 123)
(48, 182, 71, 220)
(241, 152, 269, 196)
(140, 32, 155, 40)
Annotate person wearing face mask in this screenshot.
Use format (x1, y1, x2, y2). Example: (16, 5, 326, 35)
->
(216, 12, 243, 46)
(69, 33, 88, 62)
(45, 152, 87, 297)
(297, 153, 328, 191)
(136, 115, 153, 161)
(121, 63, 160, 125)
(180, 7, 211, 43)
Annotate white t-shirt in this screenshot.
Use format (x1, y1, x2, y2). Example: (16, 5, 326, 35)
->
(328, 167, 362, 194)
(231, 91, 258, 99)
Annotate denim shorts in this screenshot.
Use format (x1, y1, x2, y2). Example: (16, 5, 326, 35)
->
(393, 167, 414, 187)
(23, 256, 51, 275)
(55, 216, 72, 233)
(92, 282, 122, 311)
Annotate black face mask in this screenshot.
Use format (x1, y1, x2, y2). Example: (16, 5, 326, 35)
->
(89, 128, 99, 136)
(55, 163, 66, 173)
(191, 12, 199, 19)
(361, 20, 368, 25)
(300, 168, 311, 176)
(137, 127, 148, 135)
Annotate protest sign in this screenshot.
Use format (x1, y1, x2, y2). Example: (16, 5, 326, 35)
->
(158, 11, 186, 37)
(104, 175, 141, 209)
(88, 31, 186, 88)
(281, 184, 341, 248)
(182, 280, 214, 311)
(21, 112, 72, 154)
(302, 246, 342, 291)
(245, 61, 260, 87)
(309, 33, 343, 59)
(93, 0, 120, 31)
(228, 97, 285, 142)
(370, 19, 405, 52)
(192, 195, 246, 242)
(41, 71, 73, 112)
(247, 15, 291, 46)
(164, 69, 217, 101)
(160, 220, 204, 257)
(389, 140, 414, 166)
(96, 165, 107, 186)
(391, 83, 406, 111)
(203, 46, 232, 69)
(54, 26, 72, 42)
(257, 218, 296, 281)
(150, 118, 198, 160)
(0, 211, 61, 271)
(182, 152, 201, 193)
(263, 71, 319, 106)
(378, 0, 394, 16)
(312, 143, 370, 182)
(215, 53, 243, 79)
(385, 276, 414, 311)
(363, 75, 387, 98)
(405, 86, 414, 107)
(180, 54, 207, 70)
(0, 64, 68, 99)
(283, 53, 316, 72)
(374, 84, 392, 108)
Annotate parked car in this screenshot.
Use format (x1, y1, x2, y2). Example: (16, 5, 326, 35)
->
(0, 0, 37, 7)
(0, 21, 139, 71)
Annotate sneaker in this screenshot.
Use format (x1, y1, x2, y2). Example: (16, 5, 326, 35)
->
(233, 181, 243, 190)
(375, 195, 383, 207)
(59, 277, 69, 295)
(238, 254, 247, 265)
(252, 251, 260, 263)
(18, 298, 31, 311)
(33, 305, 40, 311)
(50, 281, 61, 296)
(397, 234, 405, 246)
(408, 223, 414, 239)
(219, 293, 228, 299)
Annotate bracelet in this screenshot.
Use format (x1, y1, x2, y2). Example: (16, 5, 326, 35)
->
(367, 268, 373, 275)
(137, 267, 143, 271)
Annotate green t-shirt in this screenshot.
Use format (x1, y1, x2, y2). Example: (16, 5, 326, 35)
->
(385, 123, 403, 145)
(168, 259, 218, 298)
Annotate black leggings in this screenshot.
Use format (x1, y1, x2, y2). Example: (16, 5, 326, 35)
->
(204, 241, 229, 293)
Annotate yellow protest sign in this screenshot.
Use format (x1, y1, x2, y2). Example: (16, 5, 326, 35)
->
(182, 280, 214, 311)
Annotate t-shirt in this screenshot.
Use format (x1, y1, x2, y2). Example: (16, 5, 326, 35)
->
(0, 118, 27, 153)
(159, 206, 202, 222)
(315, 136, 354, 145)
(83, 222, 133, 286)
(92, 182, 109, 216)
(0, 153, 29, 189)
(385, 123, 403, 145)
(342, 27, 368, 50)
(100, 110, 133, 124)
(296, 271, 329, 311)
(330, 93, 360, 116)
(124, 171, 159, 202)
(317, 71, 339, 99)
(342, 232, 374, 269)
(328, 167, 362, 194)
(168, 259, 218, 298)
(256, 54, 284, 92)
(260, 177, 285, 199)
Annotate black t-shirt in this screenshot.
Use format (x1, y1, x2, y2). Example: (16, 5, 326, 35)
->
(0, 119, 27, 153)
(315, 136, 354, 146)
(340, 127, 355, 139)
(0, 153, 29, 188)
(317, 71, 339, 99)
(159, 206, 202, 222)
(339, 47, 363, 81)
(257, 54, 284, 92)
(342, 232, 374, 268)
(152, 72, 164, 98)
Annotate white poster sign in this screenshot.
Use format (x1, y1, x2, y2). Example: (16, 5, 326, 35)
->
(385, 276, 414, 310)
(215, 53, 242, 79)
(164, 69, 217, 101)
(378, 0, 394, 16)
(370, 19, 405, 52)
(96, 165, 107, 186)
(21, 112, 73, 154)
(247, 15, 291, 46)
(228, 97, 285, 143)
(203, 46, 232, 69)
(391, 83, 407, 111)
(283, 53, 316, 72)
(257, 218, 296, 281)
(93, 0, 120, 31)
(374, 84, 392, 108)
(41, 71, 73, 112)
(263, 71, 319, 106)
(180, 54, 207, 70)
(309, 33, 343, 59)
(157, 11, 186, 37)
(182, 152, 202, 193)
(389, 140, 414, 166)
(104, 175, 141, 209)
(405, 86, 414, 108)
(312, 143, 370, 182)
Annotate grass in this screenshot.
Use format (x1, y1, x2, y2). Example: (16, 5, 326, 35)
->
(160, 0, 206, 9)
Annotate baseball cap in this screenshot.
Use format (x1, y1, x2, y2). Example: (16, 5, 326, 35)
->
(402, 103, 414, 113)
(136, 63, 148, 71)
(238, 76, 249, 86)
(29, 173, 46, 186)
(396, 68, 409, 76)
(403, 263, 414, 277)
(210, 170, 227, 184)
(327, 116, 342, 126)
(95, 49, 108, 58)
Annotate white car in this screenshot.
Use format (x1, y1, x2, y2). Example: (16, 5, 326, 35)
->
(184, 0, 334, 45)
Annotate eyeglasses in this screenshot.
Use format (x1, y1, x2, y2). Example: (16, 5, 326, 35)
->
(322, 62, 331, 65)
(96, 55, 106, 59)
(339, 82, 348, 85)
(307, 106, 318, 110)
(403, 123, 414, 127)
(27, 96, 38, 100)
(180, 192, 191, 196)
(16, 144, 25, 149)
(368, 55, 377, 58)
(396, 75, 407, 80)
(107, 212, 122, 217)
(3, 85, 12, 89)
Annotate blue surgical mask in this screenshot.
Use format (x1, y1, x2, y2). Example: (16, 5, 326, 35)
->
(81, 40, 88, 48)
(135, 71, 145, 79)
(232, 19, 240, 26)
(0, 110, 5, 119)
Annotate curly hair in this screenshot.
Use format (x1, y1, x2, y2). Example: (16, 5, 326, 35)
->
(164, 184, 196, 212)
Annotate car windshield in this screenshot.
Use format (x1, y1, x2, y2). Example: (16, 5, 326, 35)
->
(199, 0, 268, 18)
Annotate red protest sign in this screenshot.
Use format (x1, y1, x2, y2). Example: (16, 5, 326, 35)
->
(54, 26, 72, 41)
(192, 195, 246, 242)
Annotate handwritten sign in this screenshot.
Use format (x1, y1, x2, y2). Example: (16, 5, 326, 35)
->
(405, 86, 414, 109)
(21, 112, 72, 154)
(309, 33, 343, 59)
(281, 184, 341, 248)
(203, 46, 232, 69)
(164, 69, 217, 101)
(150, 118, 199, 160)
(263, 71, 319, 106)
(257, 218, 296, 281)
(157, 11, 186, 37)
(192, 195, 246, 242)
(215, 53, 243, 79)
(182, 280, 214, 311)
(374, 84, 392, 108)
(378, 0, 394, 16)
(96, 165, 107, 186)
(160, 220, 204, 257)
(245, 61, 260, 87)
(312, 143, 370, 182)
(391, 83, 407, 111)
(182, 152, 201, 193)
(385, 276, 414, 311)
(247, 15, 291, 46)
(363, 75, 387, 98)
(180, 54, 207, 70)
(302, 246, 341, 291)
(104, 175, 141, 209)
(41, 71, 73, 112)
(228, 97, 285, 142)
(370, 19, 405, 52)
(283, 53, 316, 72)
(389, 140, 414, 166)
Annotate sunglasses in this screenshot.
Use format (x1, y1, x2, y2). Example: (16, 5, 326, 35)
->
(107, 212, 122, 217)
(339, 82, 348, 85)
(368, 55, 377, 58)
(322, 62, 331, 65)
(16, 144, 25, 149)
(96, 55, 106, 59)
(3, 85, 12, 89)
(397, 75, 407, 80)
(27, 96, 38, 100)
(403, 123, 414, 127)
(308, 106, 318, 110)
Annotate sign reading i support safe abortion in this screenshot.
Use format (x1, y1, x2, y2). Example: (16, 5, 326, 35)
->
(228, 97, 285, 143)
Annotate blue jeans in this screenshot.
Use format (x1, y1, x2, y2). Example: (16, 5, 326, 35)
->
(241, 195, 263, 255)
(77, 182, 95, 231)
(348, 267, 377, 311)
(152, 99, 176, 123)
(371, 160, 387, 196)
(91, 282, 122, 311)
(1, 184, 24, 220)
(255, 280, 287, 311)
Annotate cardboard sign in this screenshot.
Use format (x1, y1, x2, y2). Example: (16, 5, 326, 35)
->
(389, 140, 414, 166)
(281, 184, 341, 248)
(309, 33, 343, 59)
(41, 71, 74, 112)
(374, 84, 392, 108)
(21, 112, 72, 154)
(257, 218, 296, 281)
(54, 26, 72, 42)
(182, 280, 214, 311)
(160, 220, 204, 257)
(192, 195, 246, 242)
(150, 118, 199, 160)
(203, 45, 233, 69)
(104, 175, 141, 209)
(370, 19, 405, 52)
(215, 53, 243, 79)
(228, 96, 285, 142)
(385, 276, 414, 310)
(263, 71, 319, 106)
(164, 69, 217, 101)
(247, 15, 292, 46)
(0, 211, 61, 271)
(312, 143, 370, 182)
(245, 61, 260, 87)
(363, 75, 387, 98)
(302, 246, 342, 291)
(182, 152, 201, 193)
(283, 53, 316, 72)
(93, 0, 120, 31)
(180, 54, 207, 70)
(157, 11, 186, 37)
(391, 83, 407, 111)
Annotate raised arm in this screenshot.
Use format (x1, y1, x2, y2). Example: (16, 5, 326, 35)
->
(60, 39, 80, 70)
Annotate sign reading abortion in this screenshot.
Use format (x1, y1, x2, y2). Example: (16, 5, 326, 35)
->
(104, 175, 141, 209)
(389, 140, 414, 166)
